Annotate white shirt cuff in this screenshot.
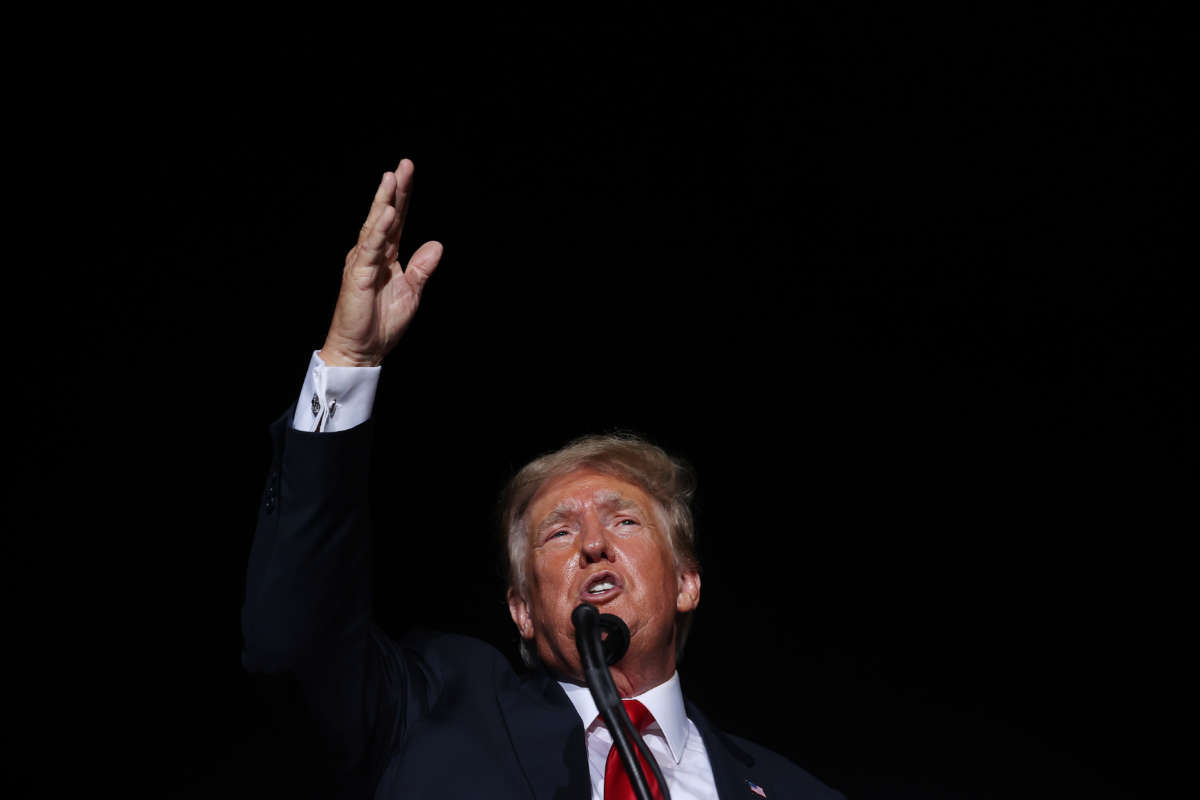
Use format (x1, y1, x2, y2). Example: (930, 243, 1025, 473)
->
(292, 350, 381, 432)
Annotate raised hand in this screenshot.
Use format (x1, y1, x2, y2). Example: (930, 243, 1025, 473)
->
(319, 159, 443, 367)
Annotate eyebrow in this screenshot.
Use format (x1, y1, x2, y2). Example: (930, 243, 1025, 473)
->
(533, 491, 643, 533)
(594, 491, 641, 514)
(535, 505, 578, 533)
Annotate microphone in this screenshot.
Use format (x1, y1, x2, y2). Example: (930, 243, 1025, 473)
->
(571, 603, 618, 709)
(570, 604, 630, 664)
(600, 612, 632, 664)
(572, 603, 671, 800)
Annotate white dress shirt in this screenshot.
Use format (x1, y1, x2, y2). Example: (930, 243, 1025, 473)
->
(292, 353, 720, 797)
(560, 671, 718, 800)
(292, 351, 380, 433)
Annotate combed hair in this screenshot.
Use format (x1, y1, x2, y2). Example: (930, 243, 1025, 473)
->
(499, 433, 700, 667)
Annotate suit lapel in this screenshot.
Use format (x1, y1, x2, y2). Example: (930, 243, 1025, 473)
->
(497, 675, 764, 800)
(686, 700, 760, 800)
(498, 668, 591, 799)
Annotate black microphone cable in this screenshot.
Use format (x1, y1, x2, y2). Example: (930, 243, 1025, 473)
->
(573, 603, 672, 800)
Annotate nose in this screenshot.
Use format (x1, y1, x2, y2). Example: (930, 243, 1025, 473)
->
(578, 516, 613, 563)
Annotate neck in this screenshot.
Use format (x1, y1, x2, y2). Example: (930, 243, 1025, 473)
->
(554, 648, 676, 699)
(606, 661, 674, 698)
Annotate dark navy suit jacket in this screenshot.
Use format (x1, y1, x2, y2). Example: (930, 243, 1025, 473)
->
(242, 409, 843, 799)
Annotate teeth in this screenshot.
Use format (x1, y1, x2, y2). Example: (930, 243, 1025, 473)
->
(588, 581, 615, 593)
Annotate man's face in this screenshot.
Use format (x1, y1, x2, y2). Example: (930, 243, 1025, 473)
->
(507, 468, 701, 680)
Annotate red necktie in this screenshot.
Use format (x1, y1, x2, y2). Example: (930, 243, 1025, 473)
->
(603, 699, 665, 800)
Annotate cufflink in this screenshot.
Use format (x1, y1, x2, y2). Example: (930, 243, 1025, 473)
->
(311, 393, 321, 416)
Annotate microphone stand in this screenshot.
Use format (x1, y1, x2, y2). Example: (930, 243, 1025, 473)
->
(573, 603, 671, 800)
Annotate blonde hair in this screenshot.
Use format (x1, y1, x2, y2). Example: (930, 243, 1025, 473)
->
(499, 433, 700, 665)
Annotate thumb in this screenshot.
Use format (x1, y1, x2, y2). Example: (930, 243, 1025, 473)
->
(403, 240, 444, 295)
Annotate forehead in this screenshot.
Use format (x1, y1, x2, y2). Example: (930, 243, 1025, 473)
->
(526, 468, 656, 524)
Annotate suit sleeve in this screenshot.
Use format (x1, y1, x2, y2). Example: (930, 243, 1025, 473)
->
(241, 405, 438, 784)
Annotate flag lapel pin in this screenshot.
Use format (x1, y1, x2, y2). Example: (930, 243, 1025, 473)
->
(746, 779, 767, 797)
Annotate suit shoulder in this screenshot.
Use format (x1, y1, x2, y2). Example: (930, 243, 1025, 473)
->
(720, 732, 845, 800)
(687, 700, 844, 799)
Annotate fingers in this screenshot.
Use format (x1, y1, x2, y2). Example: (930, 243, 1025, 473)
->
(358, 171, 397, 247)
(349, 161, 431, 294)
(403, 240, 444, 295)
(392, 159, 414, 242)
(355, 161, 414, 266)
(356, 204, 397, 268)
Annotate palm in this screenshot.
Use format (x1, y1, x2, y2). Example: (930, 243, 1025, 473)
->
(322, 160, 443, 367)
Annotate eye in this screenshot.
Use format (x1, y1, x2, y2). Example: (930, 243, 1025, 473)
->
(549, 529, 570, 538)
(617, 518, 638, 526)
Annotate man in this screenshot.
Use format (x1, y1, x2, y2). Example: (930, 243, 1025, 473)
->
(242, 159, 843, 799)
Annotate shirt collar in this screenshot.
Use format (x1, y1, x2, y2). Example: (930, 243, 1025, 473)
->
(558, 671, 690, 764)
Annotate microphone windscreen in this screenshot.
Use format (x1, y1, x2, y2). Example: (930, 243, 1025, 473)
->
(598, 613, 630, 665)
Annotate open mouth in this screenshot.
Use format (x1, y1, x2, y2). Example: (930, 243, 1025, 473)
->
(580, 571, 623, 603)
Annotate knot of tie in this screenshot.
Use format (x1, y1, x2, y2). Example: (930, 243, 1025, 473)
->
(621, 699, 655, 733)
(603, 699, 664, 800)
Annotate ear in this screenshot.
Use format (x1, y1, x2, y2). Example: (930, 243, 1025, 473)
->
(507, 587, 535, 640)
(676, 569, 701, 614)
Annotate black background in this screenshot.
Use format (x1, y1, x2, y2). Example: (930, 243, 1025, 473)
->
(47, 7, 1189, 799)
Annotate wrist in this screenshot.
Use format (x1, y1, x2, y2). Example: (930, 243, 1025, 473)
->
(318, 342, 382, 368)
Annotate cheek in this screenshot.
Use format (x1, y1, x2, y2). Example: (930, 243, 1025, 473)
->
(530, 554, 574, 597)
(628, 547, 676, 603)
